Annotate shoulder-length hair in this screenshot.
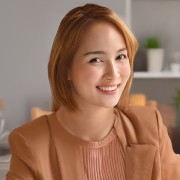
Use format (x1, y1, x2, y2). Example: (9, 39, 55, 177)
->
(48, 3, 138, 112)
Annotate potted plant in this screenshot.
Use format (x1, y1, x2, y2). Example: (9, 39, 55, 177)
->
(173, 90, 180, 126)
(145, 36, 164, 72)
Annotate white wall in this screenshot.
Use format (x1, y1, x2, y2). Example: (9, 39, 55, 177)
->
(131, 1, 180, 104)
(0, 0, 128, 131)
(132, 1, 180, 67)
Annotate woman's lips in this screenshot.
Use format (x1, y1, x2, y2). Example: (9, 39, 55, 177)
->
(96, 85, 118, 91)
(96, 84, 120, 94)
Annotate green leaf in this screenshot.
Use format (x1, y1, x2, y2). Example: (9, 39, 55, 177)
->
(145, 36, 161, 49)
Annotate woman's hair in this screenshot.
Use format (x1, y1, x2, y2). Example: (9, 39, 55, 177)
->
(48, 3, 138, 112)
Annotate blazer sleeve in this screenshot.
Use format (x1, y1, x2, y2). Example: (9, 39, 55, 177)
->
(155, 109, 180, 179)
(6, 130, 37, 180)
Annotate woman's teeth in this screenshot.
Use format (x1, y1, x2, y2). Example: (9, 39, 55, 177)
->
(97, 86, 118, 91)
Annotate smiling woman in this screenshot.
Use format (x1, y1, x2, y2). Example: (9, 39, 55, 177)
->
(6, 3, 180, 180)
(68, 21, 130, 110)
(48, 5, 137, 112)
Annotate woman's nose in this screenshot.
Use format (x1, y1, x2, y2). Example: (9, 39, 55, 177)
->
(104, 62, 120, 80)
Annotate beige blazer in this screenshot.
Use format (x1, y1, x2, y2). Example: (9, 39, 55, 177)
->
(6, 106, 180, 180)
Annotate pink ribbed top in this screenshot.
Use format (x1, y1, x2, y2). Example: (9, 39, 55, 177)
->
(81, 128, 125, 180)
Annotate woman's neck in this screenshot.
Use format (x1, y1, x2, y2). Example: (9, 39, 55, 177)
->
(56, 106, 116, 141)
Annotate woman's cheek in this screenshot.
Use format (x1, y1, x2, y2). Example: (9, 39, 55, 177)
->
(120, 63, 131, 78)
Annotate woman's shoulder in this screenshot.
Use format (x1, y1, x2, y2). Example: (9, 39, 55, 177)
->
(120, 105, 160, 125)
(9, 114, 55, 148)
(11, 115, 49, 134)
(124, 105, 158, 114)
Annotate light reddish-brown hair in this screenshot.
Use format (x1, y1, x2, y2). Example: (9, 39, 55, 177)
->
(48, 3, 138, 112)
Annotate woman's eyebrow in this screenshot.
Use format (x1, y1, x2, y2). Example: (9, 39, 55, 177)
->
(117, 47, 127, 52)
(83, 51, 106, 56)
(83, 47, 127, 56)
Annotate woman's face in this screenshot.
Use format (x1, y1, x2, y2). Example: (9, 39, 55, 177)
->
(68, 22, 131, 109)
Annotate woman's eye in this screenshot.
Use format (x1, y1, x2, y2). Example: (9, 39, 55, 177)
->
(89, 58, 102, 63)
(116, 54, 127, 61)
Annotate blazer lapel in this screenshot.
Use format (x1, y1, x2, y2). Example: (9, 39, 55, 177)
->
(114, 108, 156, 180)
(47, 113, 84, 180)
(125, 144, 156, 180)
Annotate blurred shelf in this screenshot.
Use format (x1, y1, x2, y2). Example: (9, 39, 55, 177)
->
(133, 71, 180, 79)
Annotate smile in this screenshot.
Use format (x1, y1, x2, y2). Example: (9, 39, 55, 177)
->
(96, 85, 118, 92)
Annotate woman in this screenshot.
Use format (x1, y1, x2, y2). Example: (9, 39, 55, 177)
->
(7, 3, 180, 180)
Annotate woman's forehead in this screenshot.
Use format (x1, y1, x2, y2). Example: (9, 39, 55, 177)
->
(76, 22, 126, 54)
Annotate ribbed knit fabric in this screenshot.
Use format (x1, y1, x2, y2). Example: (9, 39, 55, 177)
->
(82, 129, 125, 180)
